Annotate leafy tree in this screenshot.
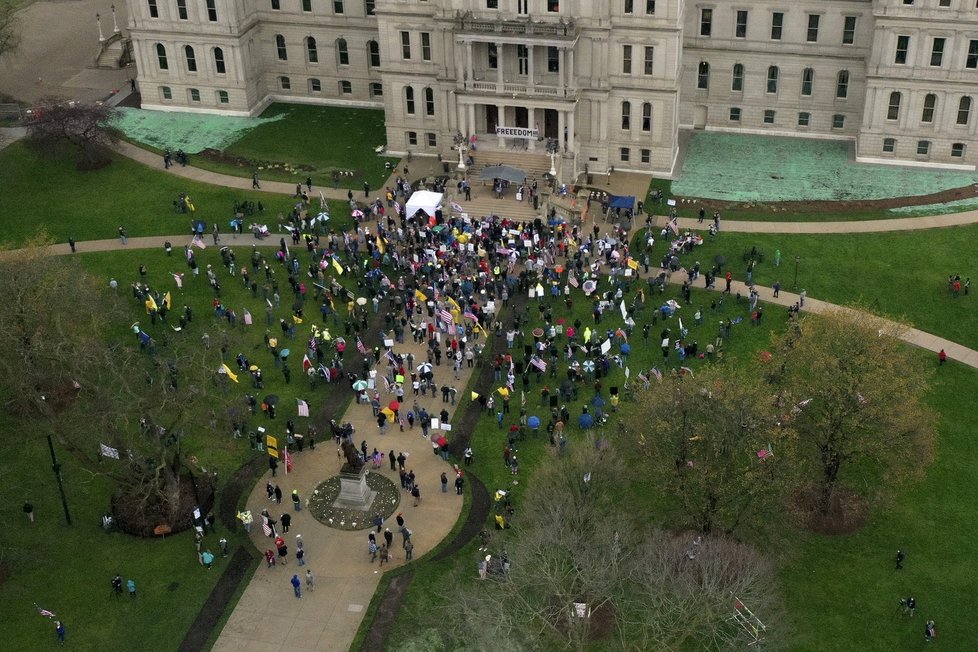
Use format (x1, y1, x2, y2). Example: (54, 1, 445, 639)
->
(773, 309, 936, 517)
(26, 102, 120, 170)
(623, 367, 792, 535)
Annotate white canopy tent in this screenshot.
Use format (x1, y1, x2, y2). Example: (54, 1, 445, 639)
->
(405, 191, 443, 218)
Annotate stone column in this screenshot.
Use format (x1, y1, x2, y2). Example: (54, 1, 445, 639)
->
(498, 105, 507, 147)
(567, 48, 575, 89)
(558, 48, 566, 96)
(528, 44, 534, 88)
(468, 103, 476, 139)
(557, 110, 565, 152)
(497, 44, 504, 90)
(568, 109, 575, 152)
(457, 100, 467, 136)
(466, 41, 473, 89)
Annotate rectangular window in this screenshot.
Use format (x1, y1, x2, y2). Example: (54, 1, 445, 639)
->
(922, 95, 936, 123)
(807, 15, 820, 43)
(736, 11, 748, 39)
(280, 76, 291, 90)
(968, 40, 978, 68)
(836, 71, 849, 98)
(148, 0, 158, 18)
(646, 0, 655, 14)
(883, 138, 896, 153)
(940, 0, 952, 6)
(832, 114, 845, 129)
(622, 45, 632, 74)
(917, 140, 930, 156)
(517, 0, 528, 14)
(310, 78, 322, 92)
(952, 143, 965, 157)
(340, 80, 352, 94)
(426, 132, 437, 147)
(270, 0, 279, 9)
(798, 112, 811, 127)
(302, 0, 311, 10)
(644, 47, 654, 75)
(333, 0, 343, 13)
(425, 88, 435, 115)
(641, 148, 651, 164)
(517, 44, 528, 75)
(931, 38, 945, 67)
(642, 103, 651, 131)
(548, 46, 559, 72)
(407, 131, 417, 146)
(488, 43, 497, 69)
(624, 0, 633, 14)
(842, 16, 856, 45)
(729, 107, 741, 122)
(365, 0, 375, 16)
(370, 82, 383, 97)
(766, 66, 779, 94)
(621, 102, 630, 130)
(620, 147, 630, 162)
(763, 109, 775, 124)
(190, 88, 200, 102)
(547, 0, 558, 12)
(732, 64, 744, 91)
(401, 32, 411, 59)
(486, 0, 498, 7)
(421, 33, 431, 61)
(177, 0, 188, 19)
(771, 12, 783, 40)
(161, 86, 172, 100)
(895, 35, 910, 64)
(700, 8, 712, 37)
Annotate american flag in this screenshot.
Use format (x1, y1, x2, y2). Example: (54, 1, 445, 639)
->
(35, 604, 56, 619)
(356, 336, 368, 355)
(297, 399, 310, 417)
(568, 273, 579, 288)
(463, 311, 478, 322)
(438, 308, 454, 324)
(530, 356, 547, 372)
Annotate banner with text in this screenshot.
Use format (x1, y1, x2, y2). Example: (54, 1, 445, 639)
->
(495, 126, 539, 139)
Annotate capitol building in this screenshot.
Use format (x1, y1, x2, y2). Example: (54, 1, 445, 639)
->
(125, 0, 978, 175)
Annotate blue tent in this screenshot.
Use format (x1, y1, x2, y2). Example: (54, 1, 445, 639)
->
(609, 195, 635, 210)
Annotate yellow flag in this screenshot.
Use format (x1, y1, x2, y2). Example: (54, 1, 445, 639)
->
(145, 296, 158, 313)
(332, 257, 344, 275)
(163, 291, 172, 309)
(471, 391, 480, 401)
(415, 289, 428, 302)
(627, 258, 639, 270)
(375, 235, 385, 255)
(447, 296, 462, 313)
(221, 364, 239, 383)
(293, 315, 304, 324)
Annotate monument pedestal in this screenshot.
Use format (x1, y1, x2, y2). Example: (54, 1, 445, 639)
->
(334, 467, 376, 511)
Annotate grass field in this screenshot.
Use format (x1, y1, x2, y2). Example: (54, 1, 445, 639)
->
(185, 104, 399, 191)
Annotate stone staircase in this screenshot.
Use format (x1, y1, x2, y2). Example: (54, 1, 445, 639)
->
(454, 150, 555, 222)
(95, 33, 129, 70)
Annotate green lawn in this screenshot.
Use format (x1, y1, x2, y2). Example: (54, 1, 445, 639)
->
(0, 141, 353, 246)
(680, 226, 978, 349)
(186, 104, 399, 191)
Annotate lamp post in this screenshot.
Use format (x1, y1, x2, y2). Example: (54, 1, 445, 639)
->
(453, 131, 468, 171)
(793, 256, 800, 290)
(112, 4, 120, 34)
(546, 137, 559, 177)
(41, 396, 72, 526)
(96, 12, 105, 42)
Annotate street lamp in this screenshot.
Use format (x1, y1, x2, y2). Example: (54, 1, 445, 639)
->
(453, 131, 468, 171)
(546, 137, 559, 177)
(793, 256, 800, 290)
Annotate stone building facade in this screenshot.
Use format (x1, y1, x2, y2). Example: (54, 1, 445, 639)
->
(126, 0, 978, 174)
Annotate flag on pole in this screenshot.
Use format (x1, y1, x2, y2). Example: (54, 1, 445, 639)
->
(244, 310, 253, 325)
(438, 308, 454, 324)
(297, 399, 310, 417)
(530, 356, 548, 372)
(356, 336, 368, 355)
(668, 218, 679, 235)
(332, 257, 344, 275)
(284, 448, 293, 473)
(192, 238, 207, 250)
(415, 289, 428, 302)
(463, 311, 478, 322)
(163, 291, 172, 310)
(99, 443, 121, 459)
(302, 355, 312, 372)
(172, 273, 184, 289)
(221, 364, 239, 383)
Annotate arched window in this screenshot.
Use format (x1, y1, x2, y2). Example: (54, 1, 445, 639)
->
(276, 34, 287, 60)
(307, 37, 318, 63)
(621, 101, 631, 130)
(368, 40, 380, 67)
(921, 93, 937, 123)
(337, 39, 349, 65)
(957, 96, 972, 125)
(156, 43, 168, 70)
(801, 68, 814, 96)
(214, 47, 226, 74)
(887, 91, 902, 120)
(424, 87, 435, 116)
(405, 86, 415, 115)
(184, 45, 197, 72)
(766, 66, 779, 93)
(642, 102, 652, 132)
(697, 61, 710, 89)
(731, 63, 744, 91)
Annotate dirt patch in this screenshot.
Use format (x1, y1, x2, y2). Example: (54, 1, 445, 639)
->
(789, 485, 869, 535)
(673, 183, 978, 216)
(359, 572, 415, 652)
(112, 472, 214, 537)
(177, 545, 256, 652)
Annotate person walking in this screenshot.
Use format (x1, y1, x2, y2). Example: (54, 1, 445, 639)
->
(127, 578, 137, 598)
(404, 538, 414, 561)
(275, 485, 283, 504)
(455, 474, 465, 495)
(412, 483, 422, 506)
(292, 489, 302, 511)
(55, 621, 66, 646)
(68, 237, 76, 253)
(895, 549, 905, 570)
(290, 573, 302, 598)
(118, 226, 128, 245)
(440, 472, 448, 493)
(368, 538, 378, 562)
(939, 349, 947, 366)
(281, 512, 291, 533)
(23, 501, 34, 523)
(305, 569, 315, 592)
(383, 527, 393, 551)
(253, 171, 261, 189)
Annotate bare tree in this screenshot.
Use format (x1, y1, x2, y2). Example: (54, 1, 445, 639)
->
(26, 102, 120, 170)
(437, 445, 783, 651)
(0, 2, 20, 61)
